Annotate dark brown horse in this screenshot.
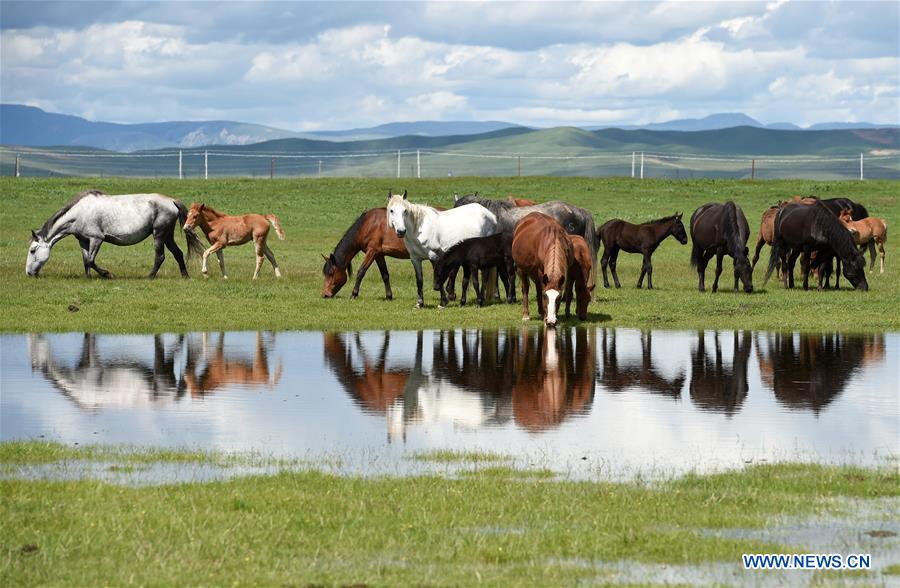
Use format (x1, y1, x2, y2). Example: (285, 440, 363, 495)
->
(764, 201, 868, 291)
(512, 212, 573, 327)
(564, 234, 593, 320)
(432, 233, 513, 307)
(689, 202, 753, 293)
(321, 208, 409, 299)
(599, 213, 687, 289)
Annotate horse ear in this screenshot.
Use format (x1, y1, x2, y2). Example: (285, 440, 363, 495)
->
(387, 190, 392, 200)
(402, 190, 408, 200)
(329, 253, 337, 264)
(31, 230, 38, 241)
(321, 253, 329, 262)
(475, 191, 479, 197)
(676, 212, 682, 219)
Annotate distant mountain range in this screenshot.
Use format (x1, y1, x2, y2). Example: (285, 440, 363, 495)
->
(1, 104, 897, 152)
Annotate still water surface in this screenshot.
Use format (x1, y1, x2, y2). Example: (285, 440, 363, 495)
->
(2, 329, 897, 478)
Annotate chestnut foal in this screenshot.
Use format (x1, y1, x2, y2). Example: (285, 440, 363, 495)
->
(184, 203, 285, 280)
(838, 208, 887, 273)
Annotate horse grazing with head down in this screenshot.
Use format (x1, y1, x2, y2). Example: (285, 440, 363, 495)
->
(26, 190, 205, 278)
(689, 201, 753, 293)
(321, 208, 409, 299)
(598, 213, 687, 289)
(387, 190, 497, 307)
(764, 201, 868, 291)
(183, 203, 284, 280)
(512, 212, 574, 327)
(564, 234, 593, 320)
(838, 209, 887, 274)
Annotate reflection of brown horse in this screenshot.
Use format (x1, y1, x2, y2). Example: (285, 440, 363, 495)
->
(322, 331, 415, 413)
(598, 329, 685, 398)
(511, 328, 595, 431)
(689, 331, 751, 416)
(756, 332, 870, 414)
(183, 332, 282, 397)
(321, 208, 410, 299)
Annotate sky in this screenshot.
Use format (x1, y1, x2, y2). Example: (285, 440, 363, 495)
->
(1, 0, 898, 131)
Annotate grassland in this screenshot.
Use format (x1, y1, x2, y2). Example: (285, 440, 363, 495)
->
(1, 176, 898, 333)
(1, 442, 897, 586)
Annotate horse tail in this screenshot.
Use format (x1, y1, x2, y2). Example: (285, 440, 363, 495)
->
(583, 214, 598, 291)
(265, 214, 285, 240)
(174, 200, 206, 260)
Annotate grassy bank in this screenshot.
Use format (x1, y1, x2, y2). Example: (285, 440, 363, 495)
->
(1, 442, 897, 585)
(1, 177, 897, 332)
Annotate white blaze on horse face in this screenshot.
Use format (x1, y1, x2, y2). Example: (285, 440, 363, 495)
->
(388, 197, 407, 237)
(26, 238, 51, 276)
(544, 289, 560, 327)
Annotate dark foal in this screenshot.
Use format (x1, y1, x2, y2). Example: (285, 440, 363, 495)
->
(599, 214, 687, 289)
(432, 233, 514, 307)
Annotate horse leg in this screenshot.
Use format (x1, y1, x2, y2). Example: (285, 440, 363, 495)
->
(519, 269, 530, 321)
(373, 256, 393, 300)
(472, 265, 484, 307)
(459, 266, 471, 307)
(564, 275, 574, 318)
(446, 266, 458, 301)
(87, 238, 113, 279)
(697, 250, 713, 292)
(201, 242, 224, 277)
(412, 258, 425, 308)
(215, 250, 227, 280)
(163, 227, 189, 278)
(637, 252, 652, 289)
(498, 263, 513, 304)
(835, 258, 841, 290)
(252, 240, 266, 280)
(535, 277, 546, 318)
(800, 249, 812, 290)
(711, 250, 724, 293)
(646, 254, 654, 290)
(600, 246, 611, 288)
(148, 232, 167, 279)
(262, 242, 281, 278)
(76, 236, 92, 278)
(505, 258, 517, 303)
(867, 240, 877, 272)
(878, 239, 885, 273)
(609, 248, 622, 289)
(351, 250, 378, 299)
(786, 249, 801, 289)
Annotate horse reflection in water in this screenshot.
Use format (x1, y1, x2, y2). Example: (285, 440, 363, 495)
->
(511, 328, 595, 431)
(756, 333, 876, 414)
(689, 331, 752, 416)
(182, 332, 282, 396)
(598, 329, 686, 398)
(27, 333, 184, 410)
(322, 329, 596, 440)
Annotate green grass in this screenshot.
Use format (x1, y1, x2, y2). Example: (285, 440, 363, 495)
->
(1, 176, 898, 333)
(1, 442, 897, 586)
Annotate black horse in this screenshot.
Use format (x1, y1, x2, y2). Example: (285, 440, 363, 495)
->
(689, 201, 753, 293)
(432, 233, 513, 307)
(598, 213, 688, 289)
(764, 201, 868, 291)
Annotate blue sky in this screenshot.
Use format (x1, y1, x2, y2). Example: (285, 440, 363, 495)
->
(1, 1, 898, 130)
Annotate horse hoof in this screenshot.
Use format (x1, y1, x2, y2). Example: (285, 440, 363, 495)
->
(223, 276, 229, 280)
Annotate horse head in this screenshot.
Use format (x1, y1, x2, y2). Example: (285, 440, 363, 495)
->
(26, 230, 51, 277)
(671, 212, 688, 245)
(842, 251, 869, 291)
(321, 253, 351, 297)
(183, 202, 205, 232)
(387, 191, 410, 238)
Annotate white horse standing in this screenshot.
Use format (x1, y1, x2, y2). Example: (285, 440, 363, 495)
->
(386, 190, 497, 307)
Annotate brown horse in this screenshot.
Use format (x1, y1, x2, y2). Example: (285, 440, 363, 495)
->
(838, 208, 887, 273)
(689, 202, 753, 293)
(184, 203, 284, 279)
(564, 234, 593, 320)
(750, 205, 781, 274)
(321, 208, 409, 299)
(599, 213, 687, 289)
(507, 197, 538, 207)
(512, 212, 573, 327)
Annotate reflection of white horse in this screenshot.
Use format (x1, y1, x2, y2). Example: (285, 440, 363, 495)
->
(387, 191, 497, 307)
(28, 333, 183, 410)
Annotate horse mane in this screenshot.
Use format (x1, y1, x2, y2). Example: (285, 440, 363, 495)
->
(456, 193, 515, 215)
(722, 201, 748, 260)
(38, 190, 102, 237)
(330, 211, 368, 268)
(644, 214, 680, 225)
(198, 203, 225, 218)
(810, 201, 861, 260)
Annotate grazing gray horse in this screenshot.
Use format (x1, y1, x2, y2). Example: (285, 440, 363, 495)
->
(26, 190, 205, 278)
(453, 193, 599, 290)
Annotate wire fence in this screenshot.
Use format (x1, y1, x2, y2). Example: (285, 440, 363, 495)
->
(2, 147, 898, 180)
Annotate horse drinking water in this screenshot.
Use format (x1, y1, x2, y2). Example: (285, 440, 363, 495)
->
(26, 190, 205, 278)
(387, 190, 497, 307)
(512, 212, 574, 327)
(183, 203, 285, 280)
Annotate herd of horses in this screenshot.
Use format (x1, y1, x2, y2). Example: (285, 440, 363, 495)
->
(26, 188, 887, 327)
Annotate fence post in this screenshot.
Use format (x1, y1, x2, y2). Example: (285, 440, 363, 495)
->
(204, 150, 208, 180)
(751, 159, 756, 180)
(631, 152, 635, 178)
(417, 149, 421, 179)
(396, 150, 401, 178)
(178, 150, 183, 180)
(640, 152, 644, 179)
(270, 156, 275, 179)
(15, 154, 20, 177)
(860, 153, 864, 181)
